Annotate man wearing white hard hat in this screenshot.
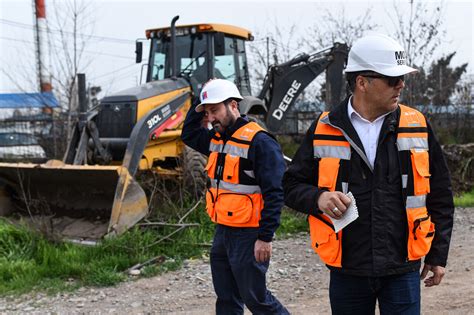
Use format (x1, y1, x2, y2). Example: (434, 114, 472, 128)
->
(284, 34, 454, 314)
(182, 79, 289, 314)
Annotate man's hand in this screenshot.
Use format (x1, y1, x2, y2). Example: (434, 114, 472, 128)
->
(201, 115, 210, 129)
(420, 264, 445, 287)
(317, 191, 352, 219)
(254, 239, 272, 263)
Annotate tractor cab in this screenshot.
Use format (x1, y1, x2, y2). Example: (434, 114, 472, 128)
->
(137, 23, 254, 97)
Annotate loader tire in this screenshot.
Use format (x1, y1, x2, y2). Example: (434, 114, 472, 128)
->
(182, 146, 207, 199)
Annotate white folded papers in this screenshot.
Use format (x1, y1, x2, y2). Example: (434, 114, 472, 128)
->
(330, 191, 359, 233)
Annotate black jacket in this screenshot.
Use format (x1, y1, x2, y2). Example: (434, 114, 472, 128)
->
(283, 98, 455, 276)
(181, 103, 286, 242)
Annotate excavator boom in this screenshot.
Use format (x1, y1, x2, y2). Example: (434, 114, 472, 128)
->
(259, 43, 348, 132)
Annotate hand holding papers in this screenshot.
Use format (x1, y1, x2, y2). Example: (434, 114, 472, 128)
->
(329, 191, 359, 233)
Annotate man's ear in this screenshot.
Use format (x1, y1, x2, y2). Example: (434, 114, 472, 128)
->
(230, 99, 240, 112)
(355, 75, 369, 93)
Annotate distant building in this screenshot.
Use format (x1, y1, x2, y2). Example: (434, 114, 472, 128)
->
(0, 92, 58, 120)
(0, 92, 59, 161)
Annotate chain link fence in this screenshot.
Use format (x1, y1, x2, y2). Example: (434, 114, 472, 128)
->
(0, 104, 472, 163)
(277, 106, 474, 144)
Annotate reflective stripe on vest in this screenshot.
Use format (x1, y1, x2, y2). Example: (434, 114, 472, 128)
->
(313, 113, 351, 160)
(205, 122, 265, 228)
(209, 178, 262, 194)
(309, 105, 435, 267)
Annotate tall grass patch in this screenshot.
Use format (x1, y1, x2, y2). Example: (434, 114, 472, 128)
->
(0, 200, 214, 296)
(276, 208, 308, 237)
(1, 197, 308, 296)
(454, 188, 474, 207)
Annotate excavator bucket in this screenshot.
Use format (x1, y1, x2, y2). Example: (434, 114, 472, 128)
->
(0, 160, 148, 240)
(0, 91, 189, 241)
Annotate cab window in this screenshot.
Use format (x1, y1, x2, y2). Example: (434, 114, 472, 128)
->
(214, 37, 236, 82)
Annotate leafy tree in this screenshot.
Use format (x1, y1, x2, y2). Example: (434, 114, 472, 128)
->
(401, 53, 468, 106)
(402, 68, 430, 105)
(426, 53, 468, 105)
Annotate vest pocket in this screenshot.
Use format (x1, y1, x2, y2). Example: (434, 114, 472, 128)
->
(308, 214, 342, 267)
(205, 152, 218, 178)
(215, 193, 255, 226)
(318, 157, 340, 191)
(407, 206, 435, 260)
(222, 154, 240, 184)
(410, 149, 430, 195)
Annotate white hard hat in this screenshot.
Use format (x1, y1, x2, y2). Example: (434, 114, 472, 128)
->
(195, 79, 243, 112)
(345, 34, 418, 76)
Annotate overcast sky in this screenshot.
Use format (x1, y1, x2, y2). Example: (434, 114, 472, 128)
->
(0, 0, 472, 95)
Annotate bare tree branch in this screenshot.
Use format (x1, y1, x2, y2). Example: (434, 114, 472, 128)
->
(247, 17, 302, 94)
(387, 0, 447, 105)
(303, 6, 378, 50)
(388, 0, 446, 69)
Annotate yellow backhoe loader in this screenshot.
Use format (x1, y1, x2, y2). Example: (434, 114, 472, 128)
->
(0, 16, 348, 241)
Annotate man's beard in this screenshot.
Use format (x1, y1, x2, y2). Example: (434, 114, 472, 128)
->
(212, 106, 236, 133)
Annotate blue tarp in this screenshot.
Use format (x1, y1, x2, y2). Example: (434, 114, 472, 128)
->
(0, 92, 59, 108)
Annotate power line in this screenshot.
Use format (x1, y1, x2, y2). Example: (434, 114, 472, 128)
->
(0, 36, 34, 45)
(96, 69, 141, 88)
(82, 50, 132, 60)
(249, 37, 302, 53)
(0, 18, 135, 44)
(0, 36, 132, 60)
(105, 69, 140, 83)
(90, 63, 137, 80)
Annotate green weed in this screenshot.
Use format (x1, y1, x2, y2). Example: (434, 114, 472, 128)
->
(454, 188, 474, 207)
(277, 135, 302, 158)
(276, 208, 308, 237)
(0, 199, 307, 296)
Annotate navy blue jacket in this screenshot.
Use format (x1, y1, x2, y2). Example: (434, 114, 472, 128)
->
(181, 103, 285, 242)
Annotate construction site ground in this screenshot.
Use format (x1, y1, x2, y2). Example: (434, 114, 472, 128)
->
(1, 207, 473, 314)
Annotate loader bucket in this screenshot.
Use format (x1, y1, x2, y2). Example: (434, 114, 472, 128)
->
(0, 160, 148, 240)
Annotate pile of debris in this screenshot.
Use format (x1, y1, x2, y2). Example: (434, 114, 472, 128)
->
(442, 143, 474, 194)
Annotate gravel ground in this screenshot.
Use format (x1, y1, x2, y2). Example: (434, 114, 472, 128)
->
(1, 207, 473, 315)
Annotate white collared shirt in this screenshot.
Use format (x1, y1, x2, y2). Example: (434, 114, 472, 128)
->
(347, 98, 391, 168)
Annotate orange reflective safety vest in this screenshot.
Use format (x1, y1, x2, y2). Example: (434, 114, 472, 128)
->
(310, 105, 435, 267)
(205, 122, 265, 227)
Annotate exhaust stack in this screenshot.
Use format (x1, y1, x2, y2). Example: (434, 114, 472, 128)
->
(33, 0, 52, 92)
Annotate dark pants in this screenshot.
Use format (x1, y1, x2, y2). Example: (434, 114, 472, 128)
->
(329, 270, 420, 315)
(210, 225, 289, 315)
